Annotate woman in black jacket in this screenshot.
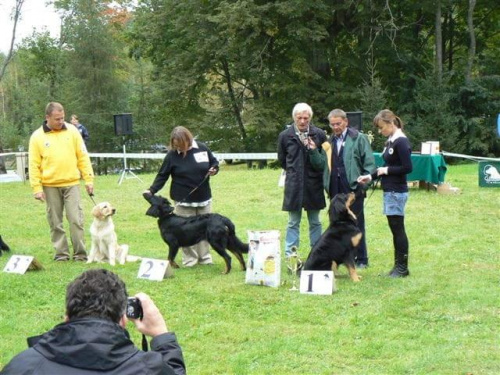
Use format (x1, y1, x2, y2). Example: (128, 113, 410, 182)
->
(358, 109, 413, 277)
(145, 126, 219, 267)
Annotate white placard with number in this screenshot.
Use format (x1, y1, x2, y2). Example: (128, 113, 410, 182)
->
(3, 255, 35, 274)
(137, 258, 173, 281)
(300, 271, 336, 295)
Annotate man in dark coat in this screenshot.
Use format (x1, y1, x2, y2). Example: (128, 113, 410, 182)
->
(278, 102, 327, 258)
(1, 269, 186, 375)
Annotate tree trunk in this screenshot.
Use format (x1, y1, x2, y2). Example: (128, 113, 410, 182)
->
(0, 0, 24, 83)
(0, 0, 24, 171)
(220, 58, 247, 143)
(435, 0, 443, 84)
(465, 0, 476, 84)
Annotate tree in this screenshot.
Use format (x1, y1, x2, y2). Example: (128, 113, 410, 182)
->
(0, 0, 24, 173)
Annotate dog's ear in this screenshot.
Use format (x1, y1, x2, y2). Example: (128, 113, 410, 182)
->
(145, 206, 160, 218)
(91, 205, 103, 219)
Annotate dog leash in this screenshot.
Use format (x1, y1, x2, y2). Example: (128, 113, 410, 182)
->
(363, 178, 380, 208)
(176, 171, 211, 205)
(88, 192, 98, 207)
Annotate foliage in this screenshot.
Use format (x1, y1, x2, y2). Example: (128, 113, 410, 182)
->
(0, 164, 499, 374)
(0, 0, 498, 158)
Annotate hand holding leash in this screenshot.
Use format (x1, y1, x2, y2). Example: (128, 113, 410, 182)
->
(357, 175, 372, 184)
(85, 184, 94, 196)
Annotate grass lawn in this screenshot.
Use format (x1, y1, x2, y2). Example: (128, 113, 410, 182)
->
(0, 162, 498, 374)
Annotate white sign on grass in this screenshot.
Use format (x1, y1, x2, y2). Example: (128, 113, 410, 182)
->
(3, 255, 36, 274)
(137, 258, 174, 281)
(300, 271, 336, 295)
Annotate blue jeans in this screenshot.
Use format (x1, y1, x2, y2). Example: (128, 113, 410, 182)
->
(285, 210, 322, 257)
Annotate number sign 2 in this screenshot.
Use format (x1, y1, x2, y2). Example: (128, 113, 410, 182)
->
(299, 271, 336, 295)
(3, 255, 44, 274)
(137, 258, 174, 281)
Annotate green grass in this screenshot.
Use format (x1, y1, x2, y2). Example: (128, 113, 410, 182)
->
(0, 163, 499, 374)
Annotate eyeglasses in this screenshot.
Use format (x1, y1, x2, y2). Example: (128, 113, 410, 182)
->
(330, 122, 343, 127)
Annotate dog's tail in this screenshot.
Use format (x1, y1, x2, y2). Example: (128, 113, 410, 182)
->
(221, 217, 249, 253)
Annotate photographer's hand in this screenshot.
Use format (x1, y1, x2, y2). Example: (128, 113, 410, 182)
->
(130, 292, 168, 337)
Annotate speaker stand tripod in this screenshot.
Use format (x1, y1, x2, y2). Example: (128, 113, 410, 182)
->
(118, 144, 143, 185)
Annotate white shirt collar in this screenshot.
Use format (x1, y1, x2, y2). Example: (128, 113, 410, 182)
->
(389, 128, 405, 142)
(176, 140, 199, 154)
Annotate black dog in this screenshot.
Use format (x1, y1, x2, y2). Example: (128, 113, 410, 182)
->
(143, 193, 248, 274)
(303, 193, 362, 282)
(0, 235, 11, 256)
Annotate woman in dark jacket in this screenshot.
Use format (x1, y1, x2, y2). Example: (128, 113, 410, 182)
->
(145, 126, 219, 267)
(277, 103, 327, 258)
(358, 109, 413, 277)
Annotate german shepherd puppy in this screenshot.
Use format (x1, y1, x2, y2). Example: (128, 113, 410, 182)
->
(303, 193, 362, 282)
(143, 193, 248, 274)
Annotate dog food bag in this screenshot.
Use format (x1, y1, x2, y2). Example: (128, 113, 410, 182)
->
(245, 230, 281, 288)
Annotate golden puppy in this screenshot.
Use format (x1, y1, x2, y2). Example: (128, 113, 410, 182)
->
(87, 202, 138, 266)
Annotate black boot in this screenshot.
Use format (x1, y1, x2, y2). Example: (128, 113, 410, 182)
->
(388, 250, 409, 278)
(0, 235, 11, 253)
(386, 216, 409, 278)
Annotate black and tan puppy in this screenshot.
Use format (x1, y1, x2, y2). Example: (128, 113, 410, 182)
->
(143, 193, 248, 274)
(0, 235, 11, 256)
(303, 193, 363, 282)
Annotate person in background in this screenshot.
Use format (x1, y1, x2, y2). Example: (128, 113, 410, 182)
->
(29, 102, 94, 262)
(277, 102, 327, 258)
(324, 108, 376, 268)
(144, 126, 219, 267)
(357, 109, 413, 277)
(1, 269, 186, 374)
(70, 114, 90, 147)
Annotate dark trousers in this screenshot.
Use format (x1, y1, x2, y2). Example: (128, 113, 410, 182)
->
(351, 191, 367, 264)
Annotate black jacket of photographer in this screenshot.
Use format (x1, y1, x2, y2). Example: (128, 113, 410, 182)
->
(277, 123, 327, 212)
(0, 318, 186, 375)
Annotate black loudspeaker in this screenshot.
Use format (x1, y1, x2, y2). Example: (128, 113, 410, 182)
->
(114, 114, 133, 136)
(346, 111, 362, 132)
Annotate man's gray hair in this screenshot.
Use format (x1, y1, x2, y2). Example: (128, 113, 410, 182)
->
(292, 103, 313, 120)
(327, 108, 347, 120)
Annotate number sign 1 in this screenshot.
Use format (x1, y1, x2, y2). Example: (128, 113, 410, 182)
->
(299, 271, 336, 295)
(3, 255, 44, 274)
(137, 258, 174, 281)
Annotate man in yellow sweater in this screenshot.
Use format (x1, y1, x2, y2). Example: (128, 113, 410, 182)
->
(29, 102, 94, 261)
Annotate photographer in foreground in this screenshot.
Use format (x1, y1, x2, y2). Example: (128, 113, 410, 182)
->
(1, 269, 186, 375)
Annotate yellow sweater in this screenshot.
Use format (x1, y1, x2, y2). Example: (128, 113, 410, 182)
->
(29, 124, 94, 194)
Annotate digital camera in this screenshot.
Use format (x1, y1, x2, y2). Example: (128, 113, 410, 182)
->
(126, 297, 143, 320)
